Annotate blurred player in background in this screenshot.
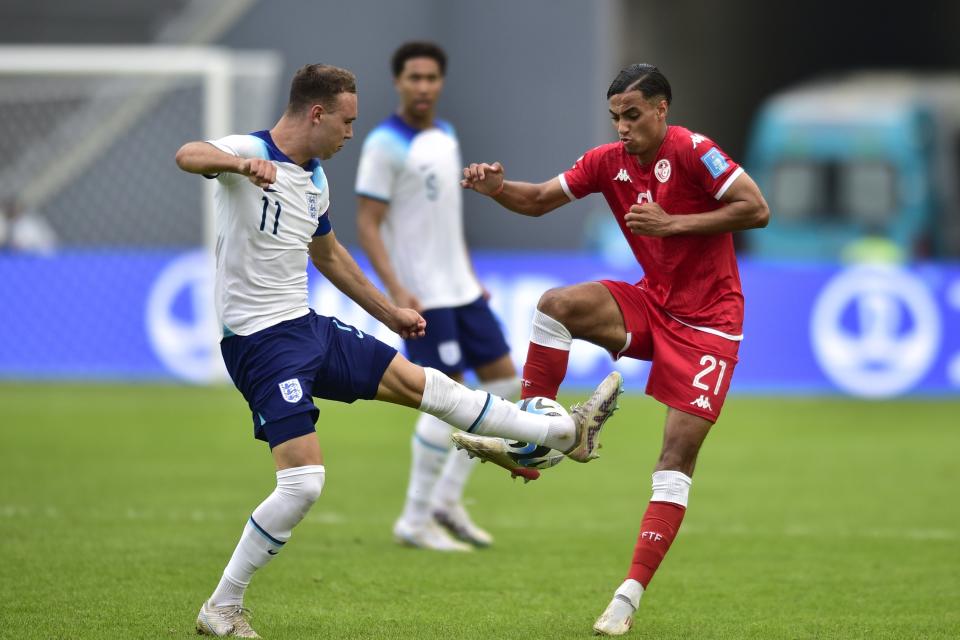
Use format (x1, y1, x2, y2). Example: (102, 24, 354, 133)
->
(461, 64, 769, 635)
(176, 63, 621, 638)
(355, 42, 518, 552)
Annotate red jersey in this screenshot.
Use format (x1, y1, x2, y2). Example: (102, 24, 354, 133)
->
(560, 125, 745, 338)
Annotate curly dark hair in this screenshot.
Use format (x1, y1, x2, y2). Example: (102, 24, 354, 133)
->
(391, 41, 447, 77)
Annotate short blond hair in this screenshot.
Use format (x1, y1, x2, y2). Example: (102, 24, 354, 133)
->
(286, 64, 357, 113)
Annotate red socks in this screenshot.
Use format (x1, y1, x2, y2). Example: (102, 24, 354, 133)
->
(522, 310, 573, 399)
(627, 501, 686, 588)
(520, 342, 569, 399)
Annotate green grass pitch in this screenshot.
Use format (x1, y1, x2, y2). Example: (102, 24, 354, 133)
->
(1, 384, 958, 639)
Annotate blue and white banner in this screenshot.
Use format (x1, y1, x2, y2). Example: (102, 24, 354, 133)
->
(1, 250, 959, 398)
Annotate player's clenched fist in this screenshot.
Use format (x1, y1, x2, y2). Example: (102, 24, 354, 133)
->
(460, 162, 504, 195)
(625, 202, 676, 237)
(240, 158, 276, 188)
(390, 307, 427, 340)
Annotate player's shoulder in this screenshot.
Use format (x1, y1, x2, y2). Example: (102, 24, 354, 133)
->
(361, 114, 419, 161)
(586, 141, 623, 158)
(304, 158, 328, 193)
(434, 118, 456, 138)
(573, 142, 623, 167)
(364, 114, 418, 146)
(665, 125, 721, 156)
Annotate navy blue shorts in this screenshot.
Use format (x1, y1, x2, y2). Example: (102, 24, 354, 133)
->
(220, 311, 398, 448)
(404, 296, 511, 375)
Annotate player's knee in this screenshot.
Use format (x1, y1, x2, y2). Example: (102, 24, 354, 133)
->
(280, 468, 325, 506)
(298, 471, 325, 505)
(537, 287, 576, 322)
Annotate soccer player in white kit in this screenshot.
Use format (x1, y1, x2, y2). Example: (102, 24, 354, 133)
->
(175, 63, 622, 638)
(356, 42, 519, 552)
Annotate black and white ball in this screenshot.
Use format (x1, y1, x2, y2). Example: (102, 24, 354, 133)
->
(506, 397, 568, 469)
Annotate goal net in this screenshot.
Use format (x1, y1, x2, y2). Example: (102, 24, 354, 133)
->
(0, 46, 282, 248)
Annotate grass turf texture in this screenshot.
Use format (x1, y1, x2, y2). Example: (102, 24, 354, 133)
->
(0, 384, 958, 639)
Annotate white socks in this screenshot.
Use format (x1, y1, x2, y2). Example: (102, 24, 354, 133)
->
(402, 377, 522, 526)
(400, 413, 453, 527)
(650, 470, 692, 507)
(430, 376, 520, 509)
(530, 310, 573, 350)
(210, 465, 325, 607)
(418, 368, 573, 451)
(615, 578, 644, 610)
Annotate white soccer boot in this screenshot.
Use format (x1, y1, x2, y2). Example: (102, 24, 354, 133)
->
(450, 433, 542, 482)
(565, 371, 623, 462)
(196, 599, 261, 638)
(592, 579, 643, 636)
(393, 518, 473, 552)
(432, 503, 494, 548)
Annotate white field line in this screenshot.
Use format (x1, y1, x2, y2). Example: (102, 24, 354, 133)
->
(0, 504, 955, 540)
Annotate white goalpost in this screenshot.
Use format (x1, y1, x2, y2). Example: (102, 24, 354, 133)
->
(0, 45, 283, 252)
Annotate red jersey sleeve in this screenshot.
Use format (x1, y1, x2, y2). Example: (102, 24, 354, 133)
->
(682, 133, 743, 200)
(559, 145, 606, 200)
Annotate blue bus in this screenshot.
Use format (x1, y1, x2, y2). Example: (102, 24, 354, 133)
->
(745, 73, 960, 260)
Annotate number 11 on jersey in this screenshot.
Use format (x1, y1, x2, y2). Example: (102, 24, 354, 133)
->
(260, 196, 282, 234)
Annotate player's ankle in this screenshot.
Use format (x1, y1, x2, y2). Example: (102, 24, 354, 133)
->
(543, 415, 575, 450)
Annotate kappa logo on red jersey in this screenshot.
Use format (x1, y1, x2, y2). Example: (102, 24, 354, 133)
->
(614, 168, 631, 182)
(690, 133, 707, 149)
(690, 395, 713, 411)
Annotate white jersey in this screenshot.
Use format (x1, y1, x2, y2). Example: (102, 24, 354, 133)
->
(207, 131, 332, 337)
(355, 115, 482, 310)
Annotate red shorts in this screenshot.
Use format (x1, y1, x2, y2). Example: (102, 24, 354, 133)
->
(600, 280, 740, 423)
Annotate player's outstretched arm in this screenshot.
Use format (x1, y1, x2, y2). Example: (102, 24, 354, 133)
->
(174, 141, 276, 188)
(308, 231, 425, 339)
(461, 162, 570, 217)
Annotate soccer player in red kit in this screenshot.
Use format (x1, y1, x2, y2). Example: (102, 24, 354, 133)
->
(460, 64, 769, 635)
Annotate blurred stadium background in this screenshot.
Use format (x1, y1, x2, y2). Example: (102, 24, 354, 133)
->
(0, 1, 957, 638)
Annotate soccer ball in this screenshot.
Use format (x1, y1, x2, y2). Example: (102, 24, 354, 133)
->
(506, 397, 568, 470)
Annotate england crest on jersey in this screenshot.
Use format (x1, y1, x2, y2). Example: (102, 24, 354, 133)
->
(279, 378, 303, 403)
(306, 193, 319, 219)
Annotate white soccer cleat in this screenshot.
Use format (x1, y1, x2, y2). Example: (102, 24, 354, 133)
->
(432, 503, 494, 548)
(592, 579, 643, 636)
(393, 518, 473, 552)
(565, 371, 623, 463)
(450, 432, 541, 482)
(196, 600, 261, 638)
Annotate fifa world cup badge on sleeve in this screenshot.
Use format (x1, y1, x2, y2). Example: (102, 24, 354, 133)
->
(700, 147, 729, 179)
(279, 378, 303, 403)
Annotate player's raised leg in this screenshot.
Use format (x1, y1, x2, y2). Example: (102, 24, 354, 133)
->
(375, 353, 621, 465)
(521, 283, 629, 399)
(197, 430, 325, 638)
(593, 409, 710, 636)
